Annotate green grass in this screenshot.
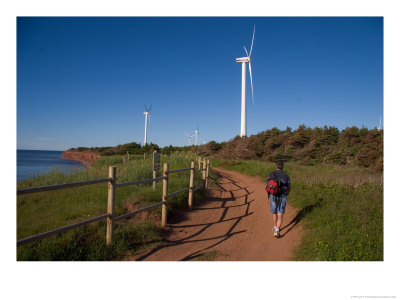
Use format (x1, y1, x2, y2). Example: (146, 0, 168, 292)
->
(17, 154, 210, 261)
(212, 159, 383, 261)
(17, 220, 164, 261)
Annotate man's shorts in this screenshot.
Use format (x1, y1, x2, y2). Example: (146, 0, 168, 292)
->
(269, 194, 287, 214)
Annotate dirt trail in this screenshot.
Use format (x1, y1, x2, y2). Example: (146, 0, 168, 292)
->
(135, 167, 303, 261)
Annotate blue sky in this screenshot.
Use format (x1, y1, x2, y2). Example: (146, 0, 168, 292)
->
(17, 17, 383, 150)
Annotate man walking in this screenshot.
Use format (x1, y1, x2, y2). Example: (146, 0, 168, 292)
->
(267, 160, 290, 238)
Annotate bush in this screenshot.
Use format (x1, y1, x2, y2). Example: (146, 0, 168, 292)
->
(195, 126, 383, 168)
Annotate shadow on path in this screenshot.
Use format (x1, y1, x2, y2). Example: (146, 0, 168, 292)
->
(136, 170, 253, 261)
(279, 200, 322, 238)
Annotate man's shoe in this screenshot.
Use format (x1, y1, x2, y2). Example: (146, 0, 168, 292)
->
(273, 227, 279, 237)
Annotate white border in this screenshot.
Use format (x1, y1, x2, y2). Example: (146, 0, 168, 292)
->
(2, 1, 399, 299)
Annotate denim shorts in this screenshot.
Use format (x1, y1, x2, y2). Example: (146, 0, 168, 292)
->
(269, 194, 287, 214)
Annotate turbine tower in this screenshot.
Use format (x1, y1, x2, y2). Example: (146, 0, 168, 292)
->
(194, 126, 199, 146)
(184, 133, 195, 146)
(378, 115, 382, 131)
(236, 25, 255, 138)
(143, 105, 152, 146)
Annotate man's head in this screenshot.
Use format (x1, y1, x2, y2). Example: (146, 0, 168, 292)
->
(276, 160, 284, 170)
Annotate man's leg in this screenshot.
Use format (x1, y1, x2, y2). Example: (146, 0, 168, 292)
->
(270, 194, 278, 230)
(276, 195, 286, 233)
(272, 213, 277, 228)
(277, 213, 284, 230)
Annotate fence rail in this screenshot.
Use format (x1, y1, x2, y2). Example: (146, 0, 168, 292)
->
(17, 159, 210, 246)
(167, 187, 191, 198)
(17, 213, 110, 246)
(193, 184, 205, 192)
(17, 178, 111, 195)
(115, 176, 165, 188)
(113, 201, 166, 222)
(167, 167, 192, 174)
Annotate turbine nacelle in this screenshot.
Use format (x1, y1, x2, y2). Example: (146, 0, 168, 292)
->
(236, 57, 251, 63)
(144, 104, 152, 115)
(235, 27, 255, 106)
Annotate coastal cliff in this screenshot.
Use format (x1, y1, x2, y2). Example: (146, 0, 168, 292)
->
(61, 151, 100, 168)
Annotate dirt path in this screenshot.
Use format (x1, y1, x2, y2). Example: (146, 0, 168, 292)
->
(135, 167, 303, 261)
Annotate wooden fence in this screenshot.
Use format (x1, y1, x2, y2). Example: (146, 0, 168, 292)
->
(17, 159, 210, 246)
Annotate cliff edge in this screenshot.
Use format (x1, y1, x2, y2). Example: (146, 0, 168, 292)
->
(61, 151, 100, 168)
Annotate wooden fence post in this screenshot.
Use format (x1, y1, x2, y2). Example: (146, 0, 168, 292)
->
(202, 159, 206, 185)
(198, 157, 202, 171)
(188, 161, 195, 209)
(152, 150, 160, 191)
(106, 166, 116, 245)
(161, 163, 169, 228)
(205, 160, 210, 189)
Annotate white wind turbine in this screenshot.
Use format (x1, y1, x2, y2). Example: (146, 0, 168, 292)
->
(184, 133, 195, 146)
(194, 126, 199, 146)
(236, 25, 255, 138)
(143, 105, 152, 146)
(378, 115, 382, 131)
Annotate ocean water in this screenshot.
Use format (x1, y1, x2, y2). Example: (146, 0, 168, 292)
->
(17, 150, 86, 182)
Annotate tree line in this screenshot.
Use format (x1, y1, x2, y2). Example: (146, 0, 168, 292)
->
(196, 125, 383, 171)
(68, 125, 383, 171)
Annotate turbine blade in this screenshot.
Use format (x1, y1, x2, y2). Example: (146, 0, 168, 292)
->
(249, 61, 254, 105)
(244, 46, 249, 57)
(148, 104, 152, 112)
(250, 25, 255, 56)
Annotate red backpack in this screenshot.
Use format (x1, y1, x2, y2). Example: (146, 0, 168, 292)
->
(265, 171, 280, 195)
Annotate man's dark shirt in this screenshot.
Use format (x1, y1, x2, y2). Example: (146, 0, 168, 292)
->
(267, 169, 290, 195)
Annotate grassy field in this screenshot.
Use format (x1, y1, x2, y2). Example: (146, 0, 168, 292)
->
(17, 154, 208, 261)
(212, 159, 383, 261)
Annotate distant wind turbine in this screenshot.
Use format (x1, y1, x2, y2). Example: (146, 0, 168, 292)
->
(143, 105, 152, 146)
(184, 133, 195, 146)
(378, 115, 382, 131)
(236, 25, 255, 138)
(194, 125, 199, 146)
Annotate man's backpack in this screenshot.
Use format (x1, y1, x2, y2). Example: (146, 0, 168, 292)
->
(265, 171, 280, 196)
